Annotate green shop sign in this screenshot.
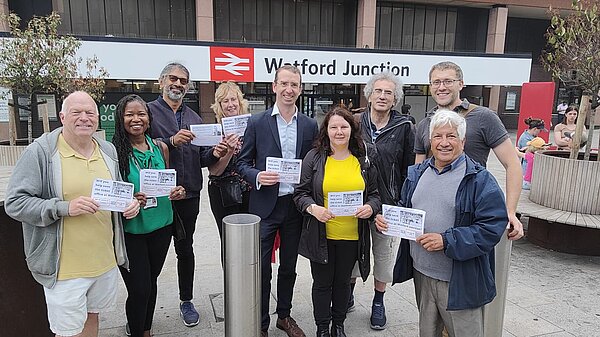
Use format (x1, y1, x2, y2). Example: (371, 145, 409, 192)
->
(99, 103, 116, 141)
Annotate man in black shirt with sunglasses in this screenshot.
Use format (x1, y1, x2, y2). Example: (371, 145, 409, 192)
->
(149, 62, 228, 328)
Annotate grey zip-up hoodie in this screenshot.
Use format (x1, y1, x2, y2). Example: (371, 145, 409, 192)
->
(5, 128, 129, 288)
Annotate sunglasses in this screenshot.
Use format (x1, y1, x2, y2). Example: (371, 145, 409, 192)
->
(167, 75, 189, 85)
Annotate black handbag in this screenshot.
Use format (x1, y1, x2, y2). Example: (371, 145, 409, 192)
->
(172, 203, 186, 241)
(217, 177, 243, 207)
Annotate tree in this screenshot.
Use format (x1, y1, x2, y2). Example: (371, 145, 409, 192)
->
(542, 0, 600, 160)
(0, 13, 108, 144)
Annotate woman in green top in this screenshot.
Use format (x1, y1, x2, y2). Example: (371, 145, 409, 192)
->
(112, 94, 186, 337)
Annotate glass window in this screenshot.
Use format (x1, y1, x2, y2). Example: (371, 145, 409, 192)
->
(320, 1, 333, 45)
(434, 8, 447, 51)
(69, 1, 89, 35)
(412, 6, 426, 50)
(230, 0, 244, 41)
(283, 1, 296, 43)
(88, 1, 107, 35)
(423, 8, 436, 51)
(256, 0, 270, 42)
(214, 0, 356, 47)
(56, 0, 195, 40)
(308, 1, 322, 45)
(122, 0, 140, 37)
(270, 1, 283, 42)
(214, 0, 230, 41)
(378, 6, 392, 48)
(244, 1, 257, 42)
(402, 5, 414, 50)
(376, 2, 468, 52)
(296, 1, 309, 44)
(390, 6, 403, 49)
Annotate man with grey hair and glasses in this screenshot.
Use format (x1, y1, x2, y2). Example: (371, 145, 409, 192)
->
(352, 71, 414, 330)
(377, 109, 507, 337)
(149, 62, 228, 328)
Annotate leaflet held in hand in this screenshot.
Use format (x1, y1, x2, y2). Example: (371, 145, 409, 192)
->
(140, 169, 177, 197)
(265, 157, 302, 184)
(91, 178, 134, 212)
(190, 124, 223, 146)
(328, 190, 363, 216)
(381, 204, 425, 240)
(221, 114, 250, 136)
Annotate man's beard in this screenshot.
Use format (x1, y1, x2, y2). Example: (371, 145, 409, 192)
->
(165, 86, 185, 101)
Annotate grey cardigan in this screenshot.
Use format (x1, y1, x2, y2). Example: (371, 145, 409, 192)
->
(5, 128, 129, 288)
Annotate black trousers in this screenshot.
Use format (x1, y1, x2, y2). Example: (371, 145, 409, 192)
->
(119, 225, 172, 337)
(173, 197, 200, 301)
(260, 195, 302, 330)
(310, 239, 358, 327)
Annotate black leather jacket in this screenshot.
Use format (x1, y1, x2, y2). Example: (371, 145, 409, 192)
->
(293, 147, 381, 281)
(359, 109, 415, 204)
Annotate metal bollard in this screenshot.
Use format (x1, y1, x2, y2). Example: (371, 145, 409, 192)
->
(483, 230, 513, 336)
(223, 214, 261, 337)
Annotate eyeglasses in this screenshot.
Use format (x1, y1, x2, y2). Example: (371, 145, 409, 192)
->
(430, 79, 460, 88)
(372, 88, 394, 97)
(277, 81, 301, 89)
(167, 75, 189, 85)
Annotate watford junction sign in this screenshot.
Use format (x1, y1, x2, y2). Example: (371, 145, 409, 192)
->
(78, 39, 531, 86)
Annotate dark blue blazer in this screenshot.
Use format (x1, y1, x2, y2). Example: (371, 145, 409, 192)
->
(237, 108, 319, 219)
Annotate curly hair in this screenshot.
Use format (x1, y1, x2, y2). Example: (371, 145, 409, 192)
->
(316, 105, 365, 157)
(210, 81, 249, 122)
(111, 94, 152, 178)
(363, 71, 403, 106)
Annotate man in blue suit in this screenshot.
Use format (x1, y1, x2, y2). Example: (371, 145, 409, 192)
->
(238, 65, 318, 337)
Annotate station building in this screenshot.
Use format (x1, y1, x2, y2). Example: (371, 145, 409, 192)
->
(1, 0, 574, 140)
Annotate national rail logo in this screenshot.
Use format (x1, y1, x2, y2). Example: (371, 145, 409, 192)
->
(210, 46, 254, 82)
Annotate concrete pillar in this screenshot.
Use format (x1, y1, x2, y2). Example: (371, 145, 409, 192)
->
(356, 0, 376, 49)
(196, 0, 214, 42)
(485, 6, 508, 112)
(195, 0, 214, 120)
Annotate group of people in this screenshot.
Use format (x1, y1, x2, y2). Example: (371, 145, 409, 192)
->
(516, 102, 587, 190)
(5, 60, 525, 337)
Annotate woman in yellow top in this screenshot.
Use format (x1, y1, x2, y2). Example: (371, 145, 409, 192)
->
(294, 106, 381, 337)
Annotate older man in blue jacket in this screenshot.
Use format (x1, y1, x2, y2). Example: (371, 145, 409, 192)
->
(376, 109, 507, 337)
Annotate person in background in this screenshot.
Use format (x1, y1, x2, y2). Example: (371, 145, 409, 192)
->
(378, 110, 507, 337)
(5, 91, 139, 337)
(294, 106, 381, 337)
(401, 103, 416, 124)
(148, 62, 228, 327)
(517, 137, 547, 190)
(517, 117, 547, 174)
(554, 106, 588, 150)
(208, 81, 251, 255)
(556, 100, 568, 125)
(112, 94, 186, 337)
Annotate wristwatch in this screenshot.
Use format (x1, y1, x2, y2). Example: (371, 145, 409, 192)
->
(306, 204, 315, 216)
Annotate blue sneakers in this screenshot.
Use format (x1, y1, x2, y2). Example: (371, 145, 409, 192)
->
(370, 302, 387, 330)
(180, 301, 200, 327)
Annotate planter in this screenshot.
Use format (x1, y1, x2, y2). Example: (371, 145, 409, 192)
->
(530, 150, 600, 215)
(0, 145, 27, 166)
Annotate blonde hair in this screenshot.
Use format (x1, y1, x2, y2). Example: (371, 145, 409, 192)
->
(210, 81, 249, 122)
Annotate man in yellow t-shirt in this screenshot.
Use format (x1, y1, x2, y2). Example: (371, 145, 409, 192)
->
(5, 91, 140, 337)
